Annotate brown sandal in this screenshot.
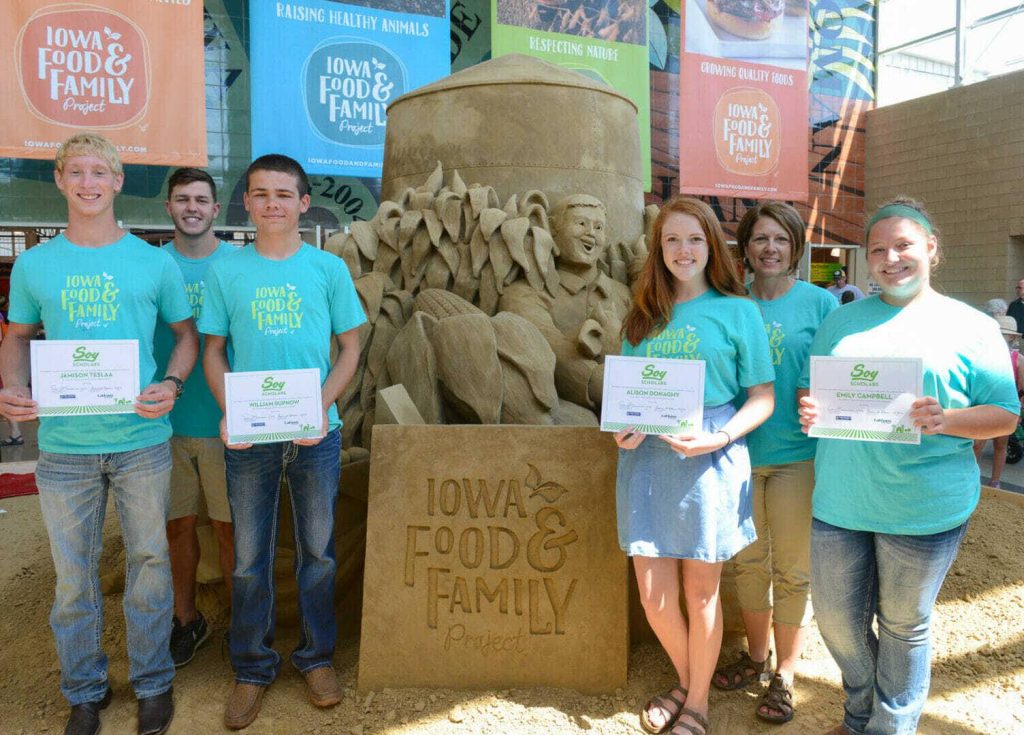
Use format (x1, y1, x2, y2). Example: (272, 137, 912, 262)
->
(756, 673, 795, 723)
(712, 650, 772, 690)
(639, 684, 688, 734)
(669, 707, 710, 735)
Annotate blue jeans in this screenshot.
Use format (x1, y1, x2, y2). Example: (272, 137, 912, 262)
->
(36, 444, 175, 705)
(225, 430, 341, 684)
(810, 518, 968, 735)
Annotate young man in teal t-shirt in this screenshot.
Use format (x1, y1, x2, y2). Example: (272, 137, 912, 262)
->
(154, 167, 239, 668)
(198, 154, 365, 730)
(0, 134, 198, 735)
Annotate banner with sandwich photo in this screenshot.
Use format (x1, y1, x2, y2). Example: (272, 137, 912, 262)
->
(677, 0, 810, 201)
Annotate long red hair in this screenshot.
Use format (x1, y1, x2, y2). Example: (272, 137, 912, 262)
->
(622, 196, 746, 346)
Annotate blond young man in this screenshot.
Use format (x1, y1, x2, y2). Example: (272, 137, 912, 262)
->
(0, 133, 197, 735)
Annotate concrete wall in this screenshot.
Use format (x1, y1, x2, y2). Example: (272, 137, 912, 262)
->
(866, 70, 1024, 308)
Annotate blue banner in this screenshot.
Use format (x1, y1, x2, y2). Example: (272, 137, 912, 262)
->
(251, 0, 449, 178)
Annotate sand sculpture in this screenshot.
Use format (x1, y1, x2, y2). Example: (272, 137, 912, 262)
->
(326, 164, 654, 446)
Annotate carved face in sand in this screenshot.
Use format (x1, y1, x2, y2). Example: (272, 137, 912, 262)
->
(552, 195, 607, 270)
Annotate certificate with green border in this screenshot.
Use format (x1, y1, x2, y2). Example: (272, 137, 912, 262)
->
(601, 355, 704, 435)
(31, 339, 139, 416)
(809, 356, 922, 444)
(224, 368, 323, 445)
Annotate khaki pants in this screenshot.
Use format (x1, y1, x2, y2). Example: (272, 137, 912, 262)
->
(731, 460, 814, 627)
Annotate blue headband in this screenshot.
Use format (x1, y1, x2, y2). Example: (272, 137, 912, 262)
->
(865, 204, 933, 238)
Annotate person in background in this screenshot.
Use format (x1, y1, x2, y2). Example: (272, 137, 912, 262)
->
(983, 297, 1008, 318)
(826, 267, 864, 302)
(616, 196, 774, 735)
(799, 197, 1018, 735)
(1007, 279, 1024, 334)
(0, 133, 198, 735)
(155, 167, 239, 667)
(0, 301, 24, 447)
(972, 314, 1023, 489)
(712, 202, 837, 724)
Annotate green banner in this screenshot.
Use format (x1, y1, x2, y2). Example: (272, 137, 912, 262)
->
(490, 0, 651, 189)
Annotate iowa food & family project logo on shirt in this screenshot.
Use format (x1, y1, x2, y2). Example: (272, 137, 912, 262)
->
(184, 279, 204, 320)
(765, 320, 785, 365)
(249, 283, 304, 336)
(645, 324, 702, 361)
(61, 272, 120, 329)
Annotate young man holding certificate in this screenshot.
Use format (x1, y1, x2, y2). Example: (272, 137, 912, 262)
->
(198, 154, 365, 730)
(0, 134, 198, 735)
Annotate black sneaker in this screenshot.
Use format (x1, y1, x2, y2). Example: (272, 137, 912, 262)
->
(170, 613, 210, 668)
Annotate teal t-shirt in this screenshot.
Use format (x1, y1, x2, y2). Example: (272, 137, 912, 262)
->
(746, 280, 838, 466)
(153, 241, 238, 437)
(8, 233, 192, 454)
(198, 244, 366, 431)
(621, 289, 774, 407)
(800, 293, 1019, 535)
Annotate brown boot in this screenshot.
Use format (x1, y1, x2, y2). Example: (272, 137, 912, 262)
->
(224, 682, 266, 730)
(303, 666, 341, 708)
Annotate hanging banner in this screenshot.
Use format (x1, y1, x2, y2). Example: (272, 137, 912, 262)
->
(490, 0, 652, 190)
(0, 1, 206, 166)
(678, 0, 809, 201)
(250, 0, 450, 179)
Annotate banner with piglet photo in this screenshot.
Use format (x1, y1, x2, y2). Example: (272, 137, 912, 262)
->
(250, 0, 450, 179)
(0, 0, 206, 165)
(678, 0, 810, 201)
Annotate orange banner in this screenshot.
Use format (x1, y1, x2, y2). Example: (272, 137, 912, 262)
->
(678, 0, 809, 201)
(0, 1, 206, 166)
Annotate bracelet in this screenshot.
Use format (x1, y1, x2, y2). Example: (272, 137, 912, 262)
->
(717, 429, 732, 445)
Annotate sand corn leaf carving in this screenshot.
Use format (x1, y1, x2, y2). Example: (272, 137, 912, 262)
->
(325, 163, 640, 446)
(525, 463, 568, 503)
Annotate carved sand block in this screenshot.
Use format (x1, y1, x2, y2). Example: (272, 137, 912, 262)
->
(359, 425, 627, 693)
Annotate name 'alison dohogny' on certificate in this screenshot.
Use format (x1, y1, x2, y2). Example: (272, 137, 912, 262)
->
(224, 367, 324, 445)
(809, 356, 923, 445)
(600, 355, 705, 435)
(30, 339, 140, 416)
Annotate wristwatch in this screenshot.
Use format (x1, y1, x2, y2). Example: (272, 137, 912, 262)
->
(162, 375, 184, 399)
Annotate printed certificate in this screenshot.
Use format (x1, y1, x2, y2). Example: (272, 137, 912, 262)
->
(31, 339, 139, 416)
(601, 355, 705, 435)
(809, 356, 923, 444)
(224, 368, 323, 445)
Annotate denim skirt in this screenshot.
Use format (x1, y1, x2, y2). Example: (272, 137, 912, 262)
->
(616, 403, 756, 562)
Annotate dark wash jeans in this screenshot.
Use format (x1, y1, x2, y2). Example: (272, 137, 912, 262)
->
(810, 518, 968, 735)
(225, 429, 341, 684)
